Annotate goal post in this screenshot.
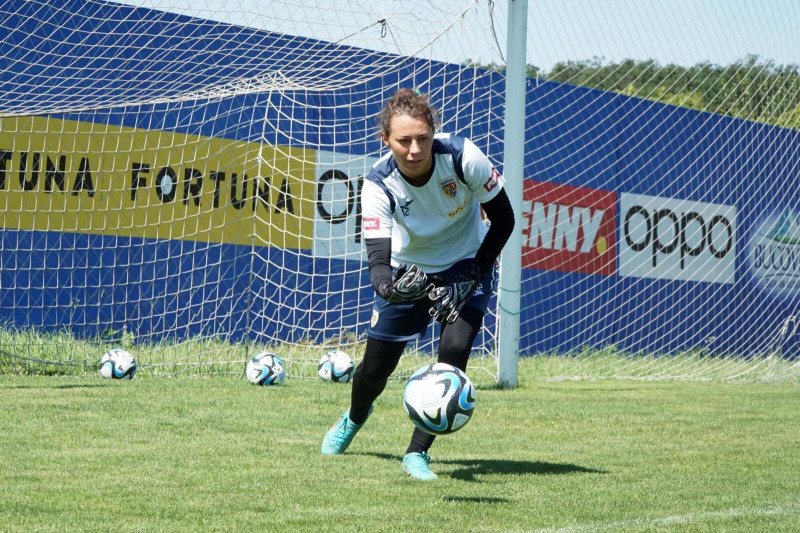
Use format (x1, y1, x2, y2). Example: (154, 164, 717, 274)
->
(497, 0, 528, 388)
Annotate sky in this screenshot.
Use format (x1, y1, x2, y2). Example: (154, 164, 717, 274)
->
(125, 0, 800, 72)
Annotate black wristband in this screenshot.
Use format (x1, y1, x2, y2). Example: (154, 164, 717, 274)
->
(374, 277, 394, 300)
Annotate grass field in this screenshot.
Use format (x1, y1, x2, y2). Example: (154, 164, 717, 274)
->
(1, 368, 798, 532)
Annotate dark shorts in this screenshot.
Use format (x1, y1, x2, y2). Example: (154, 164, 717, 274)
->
(367, 259, 496, 342)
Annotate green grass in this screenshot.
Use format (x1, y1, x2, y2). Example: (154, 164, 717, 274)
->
(3, 325, 799, 384)
(1, 373, 798, 532)
(0, 327, 501, 382)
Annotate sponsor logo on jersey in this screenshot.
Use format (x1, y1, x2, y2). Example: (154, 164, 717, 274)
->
(439, 175, 458, 198)
(749, 207, 800, 298)
(619, 193, 736, 283)
(483, 167, 500, 192)
(521, 180, 617, 276)
(445, 201, 467, 219)
(364, 217, 380, 230)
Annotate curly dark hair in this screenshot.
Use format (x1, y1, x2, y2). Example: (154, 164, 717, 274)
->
(378, 89, 440, 136)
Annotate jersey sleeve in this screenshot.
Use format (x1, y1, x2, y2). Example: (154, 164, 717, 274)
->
(361, 178, 393, 240)
(461, 137, 505, 204)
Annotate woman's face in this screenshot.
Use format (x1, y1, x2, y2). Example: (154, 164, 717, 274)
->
(381, 114, 434, 182)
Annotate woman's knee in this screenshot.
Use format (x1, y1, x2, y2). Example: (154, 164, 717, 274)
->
(437, 341, 471, 370)
(356, 336, 406, 383)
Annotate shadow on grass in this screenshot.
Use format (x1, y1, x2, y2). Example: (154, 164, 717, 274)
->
(473, 383, 645, 392)
(534, 385, 641, 392)
(0, 383, 108, 390)
(474, 383, 511, 391)
(359, 452, 606, 482)
(443, 496, 509, 504)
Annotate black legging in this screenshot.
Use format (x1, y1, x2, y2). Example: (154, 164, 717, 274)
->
(347, 306, 484, 454)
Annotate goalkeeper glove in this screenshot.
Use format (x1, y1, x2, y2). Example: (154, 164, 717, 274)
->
(428, 279, 480, 323)
(376, 264, 434, 303)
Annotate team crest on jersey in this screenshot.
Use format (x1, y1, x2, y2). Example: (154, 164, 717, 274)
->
(371, 309, 379, 328)
(439, 176, 458, 198)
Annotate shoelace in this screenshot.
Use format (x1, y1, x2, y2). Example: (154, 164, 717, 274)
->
(330, 414, 355, 447)
(408, 452, 431, 467)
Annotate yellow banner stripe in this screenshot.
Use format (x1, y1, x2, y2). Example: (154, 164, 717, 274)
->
(0, 116, 316, 249)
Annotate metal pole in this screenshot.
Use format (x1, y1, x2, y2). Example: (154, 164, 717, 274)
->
(497, 0, 527, 388)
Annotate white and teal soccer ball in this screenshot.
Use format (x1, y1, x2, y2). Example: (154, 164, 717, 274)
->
(245, 352, 286, 386)
(403, 363, 475, 435)
(317, 349, 355, 383)
(99, 348, 137, 379)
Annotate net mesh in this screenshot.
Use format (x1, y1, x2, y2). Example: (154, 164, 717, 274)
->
(1, 0, 799, 383)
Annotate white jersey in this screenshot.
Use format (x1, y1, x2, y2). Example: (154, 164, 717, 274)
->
(361, 133, 505, 272)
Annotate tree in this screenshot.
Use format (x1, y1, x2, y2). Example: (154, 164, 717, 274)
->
(469, 56, 800, 129)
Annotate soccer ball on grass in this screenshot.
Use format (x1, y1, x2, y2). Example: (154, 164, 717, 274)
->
(403, 363, 475, 435)
(317, 349, 355, 383)
(99, 348, 137, 379)
(245, 352, 287, 386)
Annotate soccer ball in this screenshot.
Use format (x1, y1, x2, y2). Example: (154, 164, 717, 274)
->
(317, 349, 355, 383)
(403, 363, 475, 435)
(245, 352, 287, 386)
(99, 348, 137, 379)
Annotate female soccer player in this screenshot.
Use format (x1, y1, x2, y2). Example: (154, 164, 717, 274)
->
(321, 88, 515, 481)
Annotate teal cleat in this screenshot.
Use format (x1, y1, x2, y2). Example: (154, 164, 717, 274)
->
(402, 452, 438, 481)
(321, 406, 372, 455)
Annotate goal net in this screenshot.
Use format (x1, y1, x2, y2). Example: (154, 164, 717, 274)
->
(1, 0, 799, 383)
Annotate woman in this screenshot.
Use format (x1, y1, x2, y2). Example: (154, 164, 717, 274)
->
(321, 89, 515, 481)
